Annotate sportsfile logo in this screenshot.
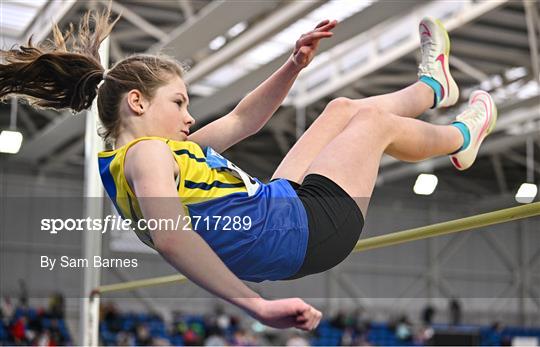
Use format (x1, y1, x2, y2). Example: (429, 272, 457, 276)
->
(41, 215, 132, 234)
(40, 214, 253, 234)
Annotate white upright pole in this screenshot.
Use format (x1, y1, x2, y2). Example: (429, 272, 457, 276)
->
(80, 36, 109, 346)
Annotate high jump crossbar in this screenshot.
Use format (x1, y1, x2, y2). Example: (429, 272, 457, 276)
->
(86, 202, 539, 346)
(92, 202, 539, 295)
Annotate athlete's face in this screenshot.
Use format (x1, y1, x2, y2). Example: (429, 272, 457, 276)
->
(146, 76, 195, 141)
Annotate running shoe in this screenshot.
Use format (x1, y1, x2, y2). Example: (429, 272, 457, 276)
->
(418, 17, 459, 108)
(450, 90, 497, 170)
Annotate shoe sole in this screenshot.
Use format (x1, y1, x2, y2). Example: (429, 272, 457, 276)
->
(451, 91, 497, 170)
(473, 90, 498, 137)
(434, 18, 459, 107)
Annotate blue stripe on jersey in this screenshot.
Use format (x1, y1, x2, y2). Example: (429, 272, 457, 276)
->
(185, 180, 245, 190)
(98, 155, 126, 219)
(174, 149, 206, 162)
(98, 155, 117, 199)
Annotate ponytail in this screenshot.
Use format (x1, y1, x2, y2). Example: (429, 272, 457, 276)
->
(2, 5, 185, 145)
(0, 6, 119, 112)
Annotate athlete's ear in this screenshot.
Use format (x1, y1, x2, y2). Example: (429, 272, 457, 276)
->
(126, 89, 148, 116)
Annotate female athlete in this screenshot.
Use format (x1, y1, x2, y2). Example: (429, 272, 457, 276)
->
(0, 8, 496, 331)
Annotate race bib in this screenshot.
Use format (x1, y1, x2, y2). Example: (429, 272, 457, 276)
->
(203, 146, 260, 196)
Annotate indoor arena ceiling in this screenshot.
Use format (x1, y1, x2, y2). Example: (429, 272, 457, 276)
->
(1, 0, 539, 199)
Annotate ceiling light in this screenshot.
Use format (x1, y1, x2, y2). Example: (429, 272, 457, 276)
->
(413, 174, 438, 195)
(209, 36, 226, 51)
(0, 130, 23, 154)
(515, 183, 538, 204)
(227, 22, 247, 38)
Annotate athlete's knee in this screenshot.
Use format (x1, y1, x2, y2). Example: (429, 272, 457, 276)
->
(318, 97, 357, 127)
(327, 97, 353, 109)
(325, 97, 355, 115)
(323, 97, 390, 131)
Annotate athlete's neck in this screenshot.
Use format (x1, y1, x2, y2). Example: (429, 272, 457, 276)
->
(115, 129, 147, 148)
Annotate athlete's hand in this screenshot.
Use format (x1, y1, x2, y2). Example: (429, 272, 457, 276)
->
(291, 19, 337, 69)
(252, 298, 323, 331)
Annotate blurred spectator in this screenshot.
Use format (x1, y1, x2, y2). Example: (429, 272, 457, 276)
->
(27, 308, 44, 335)
(394, 315, 413, 342)
(286, 332, 309, 346)
(48, 293, 65, 320)
(183, 327, 202, 346)
(48, 318, 65, 345)
(449, 298, 462, 325)
(152, 336, 171, 346)
(18, 280, 28, 308)
(229, 315, 240, 332)
(356, 334, 373, 346)
(203, 313, 220, 337)
(172, 311, 189, 338)
(204, 334, 227, 346)
(349, 308, 369, 344)
(214, 305, 231, 333)
(346, 308, 364, 329)
(232, 328, 256, 346)
(484, 321, 504, 346)
(5, 297, 539, 347)
(421, 304, 435, 326)
(330, 310, 346, 330)
(1, 296, 14, 324)
(341, 326, 355, 346)
(116, 331, 135, 346)
(102, 302, 121, 333)
(34, 330, 53, 347)
(10, 316, 27, 345)
(135, 324, 152, 346)
(191, 320, 206, 340)
(415, 325, 434, 345)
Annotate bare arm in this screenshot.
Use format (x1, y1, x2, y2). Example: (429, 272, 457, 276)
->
(189, 20, 337, 153)
(124, 140, 322, 330)
(188, 59, 300, 153)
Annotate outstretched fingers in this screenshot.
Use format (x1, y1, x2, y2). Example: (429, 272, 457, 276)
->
(315, 19, 330, 28)
(314, 19, 338, 31)
(298, 19, 337, 48)
(296, 31, 334, 48)
(291, 19, 337, 68)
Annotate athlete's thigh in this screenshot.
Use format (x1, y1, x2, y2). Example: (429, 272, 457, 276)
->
(303, 110, 397, 216)
(271, 98, 355, 183)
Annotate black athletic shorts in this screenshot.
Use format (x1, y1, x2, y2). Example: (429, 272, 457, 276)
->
(280, 174, 365, 279)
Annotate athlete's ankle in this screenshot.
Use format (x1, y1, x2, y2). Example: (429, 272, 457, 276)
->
(449, 121, 470, 154)
(419, 75, 442, 108)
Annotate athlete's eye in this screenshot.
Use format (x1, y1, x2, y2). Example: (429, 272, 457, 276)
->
(175, 100, 183, 107)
